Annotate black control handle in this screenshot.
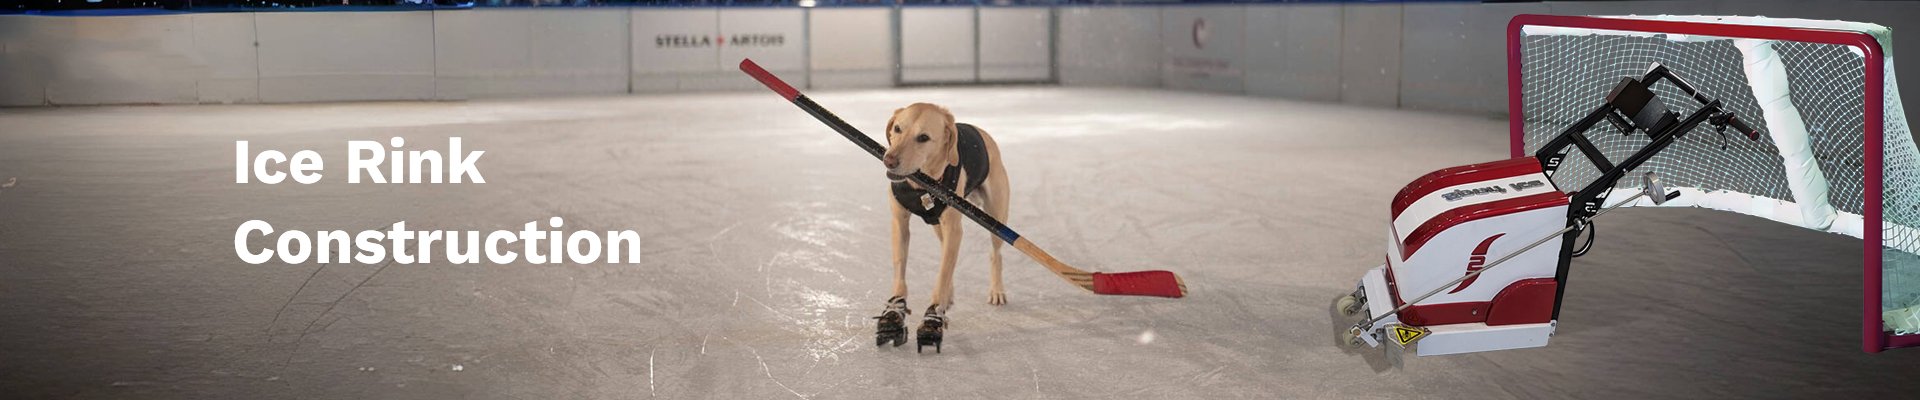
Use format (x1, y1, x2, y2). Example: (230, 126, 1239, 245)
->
(1725, 115, 1760, 141)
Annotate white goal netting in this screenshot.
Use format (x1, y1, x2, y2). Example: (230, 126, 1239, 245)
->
(1514, 15, 1920, 331)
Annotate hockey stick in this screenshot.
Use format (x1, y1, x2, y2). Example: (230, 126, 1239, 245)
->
(739, 59, 1185, 298)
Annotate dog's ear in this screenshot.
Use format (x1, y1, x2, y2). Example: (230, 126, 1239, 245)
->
(939, 106, 959, 163)
(884, 108, 903, 145)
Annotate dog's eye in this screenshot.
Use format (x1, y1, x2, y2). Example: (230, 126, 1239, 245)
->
(915, 134, 930, 143)
(893, 125, 902, 133)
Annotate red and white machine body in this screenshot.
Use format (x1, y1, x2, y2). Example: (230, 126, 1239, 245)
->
(1356, 157, 1571, 356)
(1339, 59, 1752, 356)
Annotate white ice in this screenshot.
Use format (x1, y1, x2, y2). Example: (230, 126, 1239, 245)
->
(0, 87, 1915, 398)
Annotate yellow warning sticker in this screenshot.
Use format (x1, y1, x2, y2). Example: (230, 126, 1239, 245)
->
(1389, 325, 1429, 347)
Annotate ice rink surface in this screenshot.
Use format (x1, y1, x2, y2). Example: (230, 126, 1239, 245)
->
(2, 87, 1918, 398)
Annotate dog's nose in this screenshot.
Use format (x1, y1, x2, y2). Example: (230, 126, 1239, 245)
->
(882, 154, 899, 169)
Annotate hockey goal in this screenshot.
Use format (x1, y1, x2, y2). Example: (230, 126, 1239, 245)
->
(1507, 14, 1917, 352)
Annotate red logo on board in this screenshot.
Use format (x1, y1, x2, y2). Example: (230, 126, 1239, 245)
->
(1192, 18, 1208, 49)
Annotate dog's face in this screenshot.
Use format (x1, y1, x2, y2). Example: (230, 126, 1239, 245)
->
(881, 103, 958, 182)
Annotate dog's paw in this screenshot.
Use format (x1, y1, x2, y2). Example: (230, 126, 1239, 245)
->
(986, 291, 1007, 305)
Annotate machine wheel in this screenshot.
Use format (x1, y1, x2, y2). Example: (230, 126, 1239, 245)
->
(1336, 294, 1362, 317)
(1339, 326, 1366, 348)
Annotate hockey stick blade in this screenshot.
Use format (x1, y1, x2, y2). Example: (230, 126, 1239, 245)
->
(740, 58, 1185, 299)
(1093, 271, 1187, 298)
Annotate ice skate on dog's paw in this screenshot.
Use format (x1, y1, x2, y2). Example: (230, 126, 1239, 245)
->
(916, 305, 945, 354)
(873, 297, 910, 347)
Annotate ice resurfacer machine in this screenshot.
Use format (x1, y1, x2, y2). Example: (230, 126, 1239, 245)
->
(1335, 64, 1761, 356)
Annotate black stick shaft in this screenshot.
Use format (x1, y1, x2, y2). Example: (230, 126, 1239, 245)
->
(789, 96, 1022, 243)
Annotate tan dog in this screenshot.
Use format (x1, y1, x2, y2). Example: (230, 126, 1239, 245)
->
(873, 103, 1010, 351)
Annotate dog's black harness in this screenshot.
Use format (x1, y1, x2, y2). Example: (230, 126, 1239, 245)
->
(892, 123, 989, 225)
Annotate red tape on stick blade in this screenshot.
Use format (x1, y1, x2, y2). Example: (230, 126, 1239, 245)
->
(739, 59, 799, 101)
(1091, 271, 1185, 298)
